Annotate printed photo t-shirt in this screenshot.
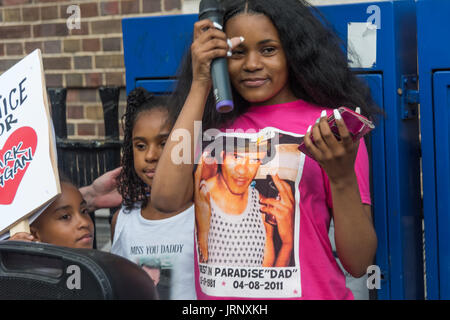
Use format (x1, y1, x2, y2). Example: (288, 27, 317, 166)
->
(111, 204, 196, 300)
(193, 99, 371, 300)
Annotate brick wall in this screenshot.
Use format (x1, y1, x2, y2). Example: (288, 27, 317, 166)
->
(0, 0, 182, 139)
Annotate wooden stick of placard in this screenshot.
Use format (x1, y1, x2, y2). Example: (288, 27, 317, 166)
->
(9, 220, 30, 236)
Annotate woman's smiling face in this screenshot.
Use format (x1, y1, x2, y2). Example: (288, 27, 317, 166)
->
(226, 13, 297, 106)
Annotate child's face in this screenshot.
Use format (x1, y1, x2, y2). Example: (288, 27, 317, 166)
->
(132, 109, 170, 187)
(226, 13, 296, 106)
(31, 182, 94, 249)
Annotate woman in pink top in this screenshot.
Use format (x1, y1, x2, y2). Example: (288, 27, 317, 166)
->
(152, 0, 379, 299)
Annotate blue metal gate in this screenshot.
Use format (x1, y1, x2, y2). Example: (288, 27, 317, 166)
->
(122, 0, 424, 299)
(417, 0, 450, 300)
(318, 1, 422, 300)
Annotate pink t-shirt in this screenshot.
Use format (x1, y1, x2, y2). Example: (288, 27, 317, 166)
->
(194, 99, 371, 300)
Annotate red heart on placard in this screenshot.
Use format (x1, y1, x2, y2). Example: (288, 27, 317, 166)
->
(0, 126, 38, 205)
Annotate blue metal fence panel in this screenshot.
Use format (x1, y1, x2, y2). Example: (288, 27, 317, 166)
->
(417, 0, 450, 300)
(135, 79, 177, 94)
(122, 0, 423, 299)
(358, 74, 390, 298)
(122, 14, 198, 94)
(433, 72, 450, 298)
(318, 0, 422, 300)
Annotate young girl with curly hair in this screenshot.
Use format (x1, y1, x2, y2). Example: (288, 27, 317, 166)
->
(110, 87, 195, 300)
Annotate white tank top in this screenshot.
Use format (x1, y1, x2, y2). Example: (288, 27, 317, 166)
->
(111, 203, 196, 300)
(207, 187, 266, 267)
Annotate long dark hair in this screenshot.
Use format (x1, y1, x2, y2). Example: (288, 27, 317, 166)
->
(118, 87, 171, 211)
(169, 0, 380, 130)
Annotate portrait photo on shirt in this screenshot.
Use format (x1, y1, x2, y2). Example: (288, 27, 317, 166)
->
(138, 257, 172, 300)
(195, 129, 303, 269)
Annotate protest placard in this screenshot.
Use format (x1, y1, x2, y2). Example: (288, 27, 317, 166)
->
(0, 49, 60, 237)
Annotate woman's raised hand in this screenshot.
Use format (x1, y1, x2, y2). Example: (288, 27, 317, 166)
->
(191, 19, 243, 86)
(303, 109, 360, 185)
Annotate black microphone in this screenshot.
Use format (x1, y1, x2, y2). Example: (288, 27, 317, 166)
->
(199, 0, 234, 113)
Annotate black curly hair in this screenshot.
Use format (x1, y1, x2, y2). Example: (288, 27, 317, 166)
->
(118, 87, 172, 211)
(169, 0, 381, 130)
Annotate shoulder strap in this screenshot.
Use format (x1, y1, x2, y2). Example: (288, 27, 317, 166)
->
(112, 205, 136, 244)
